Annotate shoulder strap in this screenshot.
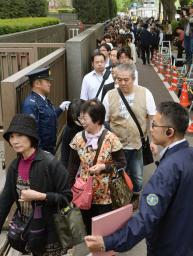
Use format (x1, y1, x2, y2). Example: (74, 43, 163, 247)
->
(117, 88, 146, 145)
(82, 129, 108, 165)
(95, 69, 111, 98)
(93, 129, 108, 165)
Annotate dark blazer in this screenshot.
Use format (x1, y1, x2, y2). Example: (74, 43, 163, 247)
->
(0, 149, 72, 245)
(104, 141, 193, 255)
(140, 29, 152, 46)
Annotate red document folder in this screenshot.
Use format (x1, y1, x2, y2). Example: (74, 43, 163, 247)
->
(91, 204, 133, 256)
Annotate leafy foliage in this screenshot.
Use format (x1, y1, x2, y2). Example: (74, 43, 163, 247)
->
(0, 0, 48, 18)
(73, 0, 117, 23)
(0, 17, 59, 35)
(115, 0, 131, 11)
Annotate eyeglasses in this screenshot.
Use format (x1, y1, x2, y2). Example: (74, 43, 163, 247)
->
(151, 121, 171, 129)
(78, 116, 88, 122)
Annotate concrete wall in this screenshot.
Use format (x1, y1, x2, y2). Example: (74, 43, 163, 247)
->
(0, 23, 67, 59)
(0, 23, 66, 44)
(66, 23, 104, 100)
(48, 12, 78, 22)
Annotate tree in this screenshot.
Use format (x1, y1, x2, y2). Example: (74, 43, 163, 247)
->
(0, 0, 48, 18)
(115, 0, 132, 12)
(73, 0, 116, 23)
(109, 0, 118, 18)
(0, 0, 27, 18)
(25, 0, 48, 17)
(179, 0, 191, 7)
(161, 0, 176, 21)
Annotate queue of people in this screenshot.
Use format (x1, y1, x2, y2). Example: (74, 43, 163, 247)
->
(0, 14, 193, 256)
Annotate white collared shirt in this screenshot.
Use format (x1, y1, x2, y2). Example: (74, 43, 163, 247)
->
(103, 87, 156, 122)
(160, 138, 186, 158)
(80, 69, 113, 101)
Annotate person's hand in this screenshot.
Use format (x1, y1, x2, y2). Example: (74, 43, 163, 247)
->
(20, 189, 46, 202)
(59, 101, 71, 111)
(150, 142, 158, 157)
(89, 164, 105, 175)
(84, 235, 105, 252)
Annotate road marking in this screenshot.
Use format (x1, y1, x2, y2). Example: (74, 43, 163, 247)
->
(152, 65, 180, 103)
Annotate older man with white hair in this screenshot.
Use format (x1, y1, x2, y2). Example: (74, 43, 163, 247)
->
(103, 63, 157, 208)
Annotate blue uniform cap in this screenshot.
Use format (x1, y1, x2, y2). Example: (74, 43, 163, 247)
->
(26, 67, 53, 81)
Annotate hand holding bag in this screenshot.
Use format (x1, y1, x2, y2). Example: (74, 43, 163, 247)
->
(117, 88, 154, 166)
(109, 168, 133, 209)
(72, 129, 107, 210)
(53, 201, 87, 249)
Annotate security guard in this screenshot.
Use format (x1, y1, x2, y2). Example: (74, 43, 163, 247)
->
(22, 67, 70, 154)
(85, 102, 193, 256)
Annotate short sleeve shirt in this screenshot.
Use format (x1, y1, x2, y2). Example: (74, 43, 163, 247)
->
(70, 130, 123, 204)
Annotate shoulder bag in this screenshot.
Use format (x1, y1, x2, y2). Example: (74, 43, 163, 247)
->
(7, 201, 46, 254)
(7, 201, 33, 254)
(95, 69, 111, 99)
(54, 200, 87, 249)
(71, 129, 107, 210)
(109, 168, 133, 209)
(117, 88, 154, 166)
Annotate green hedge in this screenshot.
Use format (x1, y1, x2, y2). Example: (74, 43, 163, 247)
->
(0, 17, 60, 35)
(73, 0, 117, 23)
(0, 0, 48, 18)
(58, 8, 77, 14)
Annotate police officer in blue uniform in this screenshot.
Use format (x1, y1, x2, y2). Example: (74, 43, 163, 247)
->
(22, 67, 70, 154)
(85, 102, 193, 256)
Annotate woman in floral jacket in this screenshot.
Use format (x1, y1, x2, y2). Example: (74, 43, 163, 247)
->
(68, 99, 126, 234)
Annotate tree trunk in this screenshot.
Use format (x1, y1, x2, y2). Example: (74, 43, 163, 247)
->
(158, 0, 161, 21)
(161, 0, 176, 21)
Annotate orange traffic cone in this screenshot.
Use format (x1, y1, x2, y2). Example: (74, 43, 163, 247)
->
(187, 119, 193, 133)
(152, 51, 157, 65)
(155, 53, 159, 68)
(180, 79, 190, 107)
(156, 52, 161, 69)
(164, 62, 171, 82)
(158, 58, 164, 74)
(168, 67, 178, 91)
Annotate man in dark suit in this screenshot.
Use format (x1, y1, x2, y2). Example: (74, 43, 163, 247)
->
(140, 23, 152, 65)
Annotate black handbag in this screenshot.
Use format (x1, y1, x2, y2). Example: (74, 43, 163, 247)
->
(117, 88, 154, 166)
(53, 202, 87, 249)
(23, 203, 47, 254)
(8, 201, 46, 254)
(7, 201, 33, 253)
(109, 169, 133, 209)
